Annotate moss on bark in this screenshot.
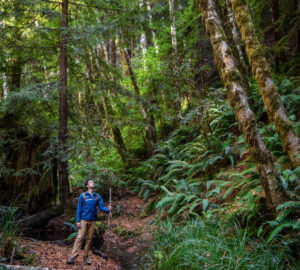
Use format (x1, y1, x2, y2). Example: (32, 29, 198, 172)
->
(231, 0, 300, 169)
(199, 0, 287, 211)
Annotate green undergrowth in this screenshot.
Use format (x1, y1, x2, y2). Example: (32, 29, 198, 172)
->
(143, 218, 299, 270)
(0, 205, 37, 265)
(123, 77, 300, 269)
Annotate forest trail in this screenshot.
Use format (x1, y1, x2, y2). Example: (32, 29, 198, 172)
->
(9, 196, 154, 270)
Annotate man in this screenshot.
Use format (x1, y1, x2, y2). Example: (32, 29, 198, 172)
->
(67, 179, 112, 265)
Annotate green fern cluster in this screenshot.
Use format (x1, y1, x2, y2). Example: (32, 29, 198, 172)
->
(258, 166, 300, 244)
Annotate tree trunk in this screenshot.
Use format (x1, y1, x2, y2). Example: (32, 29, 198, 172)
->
(168, 0, 182, 124)
(232, 0, 300, 169)
(17, 205, 64, 229)
(101, 95, 133, 167)
(272, 0, 280, 72)
(146, 1, 159, 54)
(121, 47, 155, 156)
(110, 39, 117, 67)
(10, 57, 22, 91)
(108, 41, 134, 166)
(88, 44, 133, 167)
(199, 0, 287, 211)
(293, 0, 299, 53)
(58, 0, 70, 207)
(139, 0, 147, 69)
(1, 73, 8, 99)
(225, 0, 247, 73)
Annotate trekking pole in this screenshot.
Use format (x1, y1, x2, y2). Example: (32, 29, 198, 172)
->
(107, 185, 112, 253)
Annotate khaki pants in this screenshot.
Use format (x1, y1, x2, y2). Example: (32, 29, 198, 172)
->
(71, 220, 96, 258)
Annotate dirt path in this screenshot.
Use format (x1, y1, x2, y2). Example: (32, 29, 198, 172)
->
(11, 196, 154, 270)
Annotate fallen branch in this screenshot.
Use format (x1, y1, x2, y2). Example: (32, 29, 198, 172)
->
(17, 205, 64, 230)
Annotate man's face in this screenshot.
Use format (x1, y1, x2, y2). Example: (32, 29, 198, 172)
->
(87, 180, 95, 188)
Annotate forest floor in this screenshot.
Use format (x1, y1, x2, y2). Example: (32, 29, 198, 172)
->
(7, 195, 155, 270)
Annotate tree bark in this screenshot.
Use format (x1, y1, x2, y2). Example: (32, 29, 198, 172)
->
(225, 0, 247, 73)
(58, 0, 70, 207)
(199, 0, 287, 211)
(232, 0, 300, 169)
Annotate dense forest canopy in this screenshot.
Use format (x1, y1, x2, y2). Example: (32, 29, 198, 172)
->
(0, 0, 299, 269)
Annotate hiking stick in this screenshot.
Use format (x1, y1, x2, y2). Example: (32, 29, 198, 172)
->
(107, 185, 112, 253)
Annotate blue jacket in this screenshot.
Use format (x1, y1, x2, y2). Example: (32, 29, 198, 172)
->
(76, 191, 109, 222)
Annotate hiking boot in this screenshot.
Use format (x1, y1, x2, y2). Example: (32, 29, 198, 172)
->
(67, 257, 75, 264)
(84, 256, 91, 265)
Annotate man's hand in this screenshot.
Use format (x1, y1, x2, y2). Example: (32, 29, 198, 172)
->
(108, 205, 112, 212)
(76, 222, 81, 228)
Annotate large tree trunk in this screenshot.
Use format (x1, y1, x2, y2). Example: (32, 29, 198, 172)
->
(121, 47, 155, 156)
(199, 0, 287, 211)
(58, 0, 70, 207)
(231, 0, 300, 169)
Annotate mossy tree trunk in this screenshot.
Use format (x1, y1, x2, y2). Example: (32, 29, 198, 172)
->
(199, 0, 287, 211)
(231, 0, 300, 169)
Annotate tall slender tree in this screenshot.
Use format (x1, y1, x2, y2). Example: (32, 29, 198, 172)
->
(58, 0, 70, 206)
(231, 0, 300, 169)
(121, 47, 156, 156)
(199, 0, 287, 211)
(168, 0, 182, 124)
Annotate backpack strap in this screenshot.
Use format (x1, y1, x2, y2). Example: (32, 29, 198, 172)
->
(81, 192, 98, 206)
(82, 192, 86, 207)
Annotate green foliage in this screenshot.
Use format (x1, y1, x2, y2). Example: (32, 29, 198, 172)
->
(144, 218, 297, 270)
(156, 179, 203, 218)
(63, 222, 78, 241)
(0, 205, 20, 258)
